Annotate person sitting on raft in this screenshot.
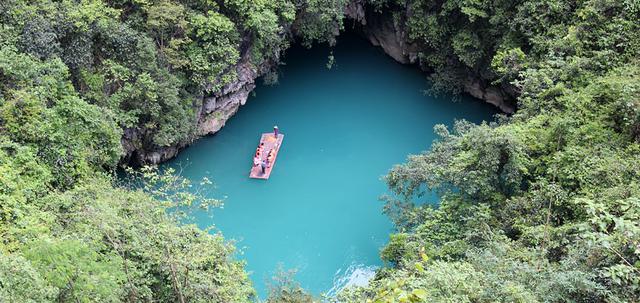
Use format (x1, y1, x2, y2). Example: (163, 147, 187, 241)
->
(256, 143, 264, 156)
(266, 150, 274, 166)
(253, 155, 261, 167)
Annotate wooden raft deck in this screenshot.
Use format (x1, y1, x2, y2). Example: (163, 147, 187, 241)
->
(249, 133, 284, 179)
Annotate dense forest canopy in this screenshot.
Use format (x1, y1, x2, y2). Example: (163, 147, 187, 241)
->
(339, 0, 640, 302)
(0, 0, 638, 302)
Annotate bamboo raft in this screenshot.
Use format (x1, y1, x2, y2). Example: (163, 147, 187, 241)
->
(249, 133, 284, 179)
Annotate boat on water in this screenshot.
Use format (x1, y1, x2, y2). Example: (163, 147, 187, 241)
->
(249, 131, 284, 179)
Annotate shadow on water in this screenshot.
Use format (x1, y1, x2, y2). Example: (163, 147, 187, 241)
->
(162, 30, 499, 298)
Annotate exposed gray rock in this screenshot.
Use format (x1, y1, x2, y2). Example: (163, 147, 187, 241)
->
(123, 3, 518, 166)
(198, 82, 255, 135)
(463, 79, 515, 114)
(484, 86, 514, 113)
(463, 79, 485, 100)
(203, 97, 217, 114)
(198, 61, 258, 136)
(344, 0, 366, 25)
(361, 10, 418, 65)
(354, 8, 515, 114)
(145, 147, 180, 165)
(122, 59, 263, 165)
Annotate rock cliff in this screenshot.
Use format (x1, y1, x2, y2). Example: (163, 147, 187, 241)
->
(121, 55, 267, 165)
(346, 4, 516, 114)
(123, 4, 517, 165)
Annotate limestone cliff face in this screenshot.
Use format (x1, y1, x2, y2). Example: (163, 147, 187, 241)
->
(123, 4, 517, 165)
(197, 62, 258, 136)
(345, 3, 517, 114)
(121, 54, 269, 165)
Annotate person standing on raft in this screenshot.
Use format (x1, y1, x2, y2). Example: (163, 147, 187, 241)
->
(260, 159, 267, 174)
(273, 125, 279, 138)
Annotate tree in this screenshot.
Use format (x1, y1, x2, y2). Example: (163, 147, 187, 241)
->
(0, 254, 56, 303)
(22, 239, 125, 302)
(266, 267, 316, 303)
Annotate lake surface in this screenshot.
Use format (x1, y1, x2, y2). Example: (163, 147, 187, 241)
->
(164, 32, 497, 298)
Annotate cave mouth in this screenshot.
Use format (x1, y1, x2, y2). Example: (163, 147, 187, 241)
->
(162, 31, 498, 297)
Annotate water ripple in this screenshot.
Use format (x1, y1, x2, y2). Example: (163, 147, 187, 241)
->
(325, 263, 377, 298)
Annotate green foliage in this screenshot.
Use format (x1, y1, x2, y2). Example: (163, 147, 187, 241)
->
(0, 0, 349, 301)
(22, 239, 125, 302)
(266, 267, 317, 303)
(224, 0, 296, 64)
(1, 0, 639, 302)
(295, 0, 347, 47)
(380, 233, 412, 265)
(0, 1, 266, 296)
(1, 90, 122, 188)
(451, 29, 483, 68)
(346, 65, 640, 301)
(383, 0, 640, 96)
(0, 0, 351, 155)
(0, 254, 56, 302)
(186, 10, 240, 92)
(491, 47, 528, 84)
(0, 0, 365, 302)
(386, 121, 529, 204)
(145, 0, 186, 48)
(42, 178, 255, 302)
(343, 1, 640, 302)
(1, 168, 255, 302)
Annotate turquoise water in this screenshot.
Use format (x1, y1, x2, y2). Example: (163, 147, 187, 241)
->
(164, 33, 497, 297)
